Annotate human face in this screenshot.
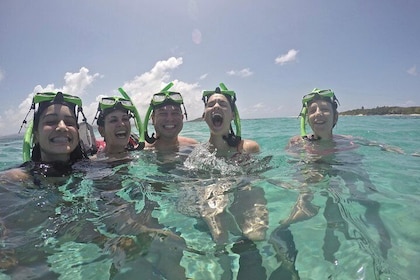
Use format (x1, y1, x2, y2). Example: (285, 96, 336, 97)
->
(34, 104, 79, 162)
(152, 105, 183, 140)
(99, 110, 131, 151)
(307, 99, 336, 139)
(203, 94, 234, 135)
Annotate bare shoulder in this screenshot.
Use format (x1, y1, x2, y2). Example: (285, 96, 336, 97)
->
(0, 167, 31, 182)
(178, 136, 199, 146)
(287, 135, 303, 148)
(242, 139, 260, 154)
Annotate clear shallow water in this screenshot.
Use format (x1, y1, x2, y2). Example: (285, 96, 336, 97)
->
(0, 116, 419, 280)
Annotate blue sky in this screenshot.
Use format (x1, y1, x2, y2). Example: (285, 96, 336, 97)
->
(0, 0, 419, 137)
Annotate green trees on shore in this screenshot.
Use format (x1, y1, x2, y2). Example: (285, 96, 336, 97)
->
(340, 106, 420, 116)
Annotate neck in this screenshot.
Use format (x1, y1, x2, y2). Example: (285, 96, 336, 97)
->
(105, 145, 127, 156)
(154, 136, 180, 151)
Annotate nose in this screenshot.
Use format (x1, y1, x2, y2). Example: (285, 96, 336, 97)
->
(56, 120, 68, 131)
(314, 107, 323, 115)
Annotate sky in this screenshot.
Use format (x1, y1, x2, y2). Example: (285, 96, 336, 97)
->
(0, 0, 419, 137)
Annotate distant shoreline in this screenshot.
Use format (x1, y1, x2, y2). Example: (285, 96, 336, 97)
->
(340, 106, 420, 116)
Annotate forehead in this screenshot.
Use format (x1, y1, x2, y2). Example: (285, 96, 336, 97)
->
(154, 105, 181, 113)
(309, 99, 332, 108)
(208, 93, 229, 103)
(105, 109, 129, 118)
(41, 104, 74, 117)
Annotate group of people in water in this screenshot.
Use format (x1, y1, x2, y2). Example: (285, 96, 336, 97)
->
(0, 83, 396, 279)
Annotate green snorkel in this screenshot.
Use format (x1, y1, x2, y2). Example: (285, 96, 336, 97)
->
(117, 87, 145, 147)
(299, 106, 308, 138)
(219, 83, 241, 138)
(22, 120, 33, 162)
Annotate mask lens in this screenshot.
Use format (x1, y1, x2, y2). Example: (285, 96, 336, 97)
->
(101, 98, 117, 106)
(120, 100, 133, 107)
(152, 94, 166, 103)
(169, 92, 183, 102)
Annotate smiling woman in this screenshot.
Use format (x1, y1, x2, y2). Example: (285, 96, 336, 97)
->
(1, 92, 89, 183)
(92, 94, 144, 161)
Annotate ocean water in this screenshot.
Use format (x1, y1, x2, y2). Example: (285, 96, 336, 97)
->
(0, 116, 419, 280)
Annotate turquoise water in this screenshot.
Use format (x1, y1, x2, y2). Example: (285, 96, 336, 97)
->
(0, 116, 419, 279)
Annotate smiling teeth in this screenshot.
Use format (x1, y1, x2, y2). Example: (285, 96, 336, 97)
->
(51, 137, 70, 143)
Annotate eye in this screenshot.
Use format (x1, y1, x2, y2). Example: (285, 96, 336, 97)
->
(206, 100, 216, 107)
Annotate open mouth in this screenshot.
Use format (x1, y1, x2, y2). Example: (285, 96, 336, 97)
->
(115, 130, 128, 138)
(163, 124, 176, 129)
(211, 113, 223, 127)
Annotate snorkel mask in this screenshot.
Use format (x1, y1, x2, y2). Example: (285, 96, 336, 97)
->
(143, 82, 188, 144)
(93, 88, 145, 149)
(298, 88, 339, 137)
(202, 83, 242, 147)
(19, 92, 86, 162)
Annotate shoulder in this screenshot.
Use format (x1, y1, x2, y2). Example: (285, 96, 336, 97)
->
(287, 135, 304, 148)
(241, 139, 260, 154)
(0, 167, 31, 182)
(178, 136, 199, 146)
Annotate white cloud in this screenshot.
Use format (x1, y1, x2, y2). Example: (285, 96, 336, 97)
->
(99, 57, 204, 125)
(0, 68, 101, 136)
(62, 67, 102, 96)
(407, 65, 418, 76)
(199, 73, 208, 80)
(0, 57, 209, 136)
(226, 68, 253, 77)
(275, 49, 299, 65)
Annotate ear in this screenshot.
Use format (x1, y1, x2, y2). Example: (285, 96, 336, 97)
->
(98, 126, 105, 137)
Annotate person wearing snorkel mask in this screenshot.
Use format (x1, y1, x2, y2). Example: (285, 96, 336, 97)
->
(198, 84, 270, 279)
(1, 92, 88, 181)
(144, 83, 197, 152)
(288, 88, 340, 149)
(93, 96, 143, 161)
(268, 89, 391, 278)
(202, 85, 259, 158)
(0, 92, 89, 273)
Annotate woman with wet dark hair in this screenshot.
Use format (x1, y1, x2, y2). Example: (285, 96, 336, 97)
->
(2, 92, 88, 180)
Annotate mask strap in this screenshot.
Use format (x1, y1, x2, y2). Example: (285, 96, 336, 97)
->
(19, 101, 35, 133)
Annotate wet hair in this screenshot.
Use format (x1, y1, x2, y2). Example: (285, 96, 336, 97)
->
(31, 93, 87, 162)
